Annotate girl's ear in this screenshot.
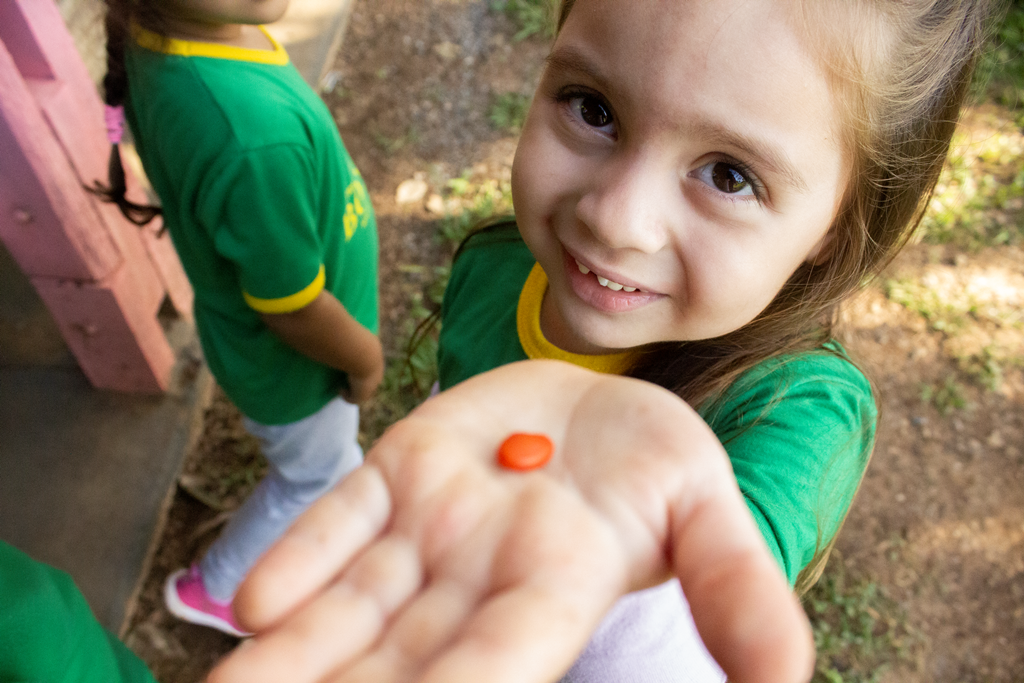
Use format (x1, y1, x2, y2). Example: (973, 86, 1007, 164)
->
(804, 229, 836, 266)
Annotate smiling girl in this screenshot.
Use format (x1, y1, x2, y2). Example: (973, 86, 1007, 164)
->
(207, 0, 998, 681)
(435, 3, 873, 678)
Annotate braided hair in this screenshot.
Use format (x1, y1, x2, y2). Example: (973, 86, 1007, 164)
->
(88, 0, 162, 226)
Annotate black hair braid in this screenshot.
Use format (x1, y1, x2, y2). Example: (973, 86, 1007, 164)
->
(87, 0, 163, 227)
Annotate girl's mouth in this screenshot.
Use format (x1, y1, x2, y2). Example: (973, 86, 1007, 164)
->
(573, 259, 642, 292)
(562, 249, 660, 312)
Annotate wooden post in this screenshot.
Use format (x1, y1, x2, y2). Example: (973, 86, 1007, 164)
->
(0, 0, 192, 393)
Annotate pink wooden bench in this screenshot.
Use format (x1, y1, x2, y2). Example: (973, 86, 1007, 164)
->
(0, 0, 191, 393)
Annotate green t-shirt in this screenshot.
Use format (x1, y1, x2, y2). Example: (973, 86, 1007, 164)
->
(0, 541, 156, 683)
(125, 28, 378, 424)
(438, 224, 875, 584)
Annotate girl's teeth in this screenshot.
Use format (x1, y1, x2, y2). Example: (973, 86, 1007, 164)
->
(574, 259, 637, 292)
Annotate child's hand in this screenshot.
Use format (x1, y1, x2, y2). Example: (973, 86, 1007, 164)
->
(341, 333, 384, 404)
(207, 360, 813, 683)
(260, 292, 383, 403)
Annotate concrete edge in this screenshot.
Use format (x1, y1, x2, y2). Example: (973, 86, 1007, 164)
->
(117, 367, 215, 638)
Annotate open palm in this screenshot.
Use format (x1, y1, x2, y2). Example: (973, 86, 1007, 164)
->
(208, 360, 813, 683)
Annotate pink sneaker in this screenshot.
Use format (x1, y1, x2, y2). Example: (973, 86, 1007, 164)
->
(163, 566, 251, 637)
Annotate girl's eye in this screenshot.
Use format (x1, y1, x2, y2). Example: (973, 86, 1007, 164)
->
(692, 160, 760, 199)
(711, 163, 748, 193)
(573, 95, 613, 128)
(560, 91, 615, 133)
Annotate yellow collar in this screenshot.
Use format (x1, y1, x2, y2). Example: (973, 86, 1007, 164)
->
(134, 25, 289, 66)
(516, 263, 636, 374)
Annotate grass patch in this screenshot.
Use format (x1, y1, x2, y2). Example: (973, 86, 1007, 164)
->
(920, 374, 970, 414)
(919, 4, 1024, 250)
(883, 277, 975, 333)
(958, 344, 1006, 391)
(489, 91, 531, 133)
(974, 2, 1024, 126)
(806, 557, 919, 683)
(372, 125, 421, 154)
(438, 171, 514, 245)
(920, 129, 1024, 251)
(362, 272, 446, 444)
(363, 171, 514, 443)
(490, 0, 556, 41)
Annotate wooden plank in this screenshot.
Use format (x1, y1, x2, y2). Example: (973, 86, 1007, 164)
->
(0, 36, 122, 280)
(0, 1, 193, 393)
(0, 1, 55, 79)
(32, 262, 175, 394)
(141, 218, 195, 323)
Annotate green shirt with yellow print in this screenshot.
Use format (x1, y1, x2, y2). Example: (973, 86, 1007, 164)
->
(126, 27, 378, 424)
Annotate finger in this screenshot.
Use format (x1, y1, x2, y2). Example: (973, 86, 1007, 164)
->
(324, 580, 477, 683)
(209, 536, 424, 683)
(412, 482, 626, 683)
(416, 582, 607, 683)
(234, 465, 393, 630)
(668, 458, 814, 683)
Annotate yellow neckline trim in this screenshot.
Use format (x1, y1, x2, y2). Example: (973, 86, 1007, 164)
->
(517, 263, 635, 375)
(244, 265, 325, 313)
(134, 25, 289, 66)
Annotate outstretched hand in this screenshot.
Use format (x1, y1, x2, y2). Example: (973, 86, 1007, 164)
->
(207, 360, 813, 683)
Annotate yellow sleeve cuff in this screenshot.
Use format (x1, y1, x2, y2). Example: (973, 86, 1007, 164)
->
(243, 265, 325, 313)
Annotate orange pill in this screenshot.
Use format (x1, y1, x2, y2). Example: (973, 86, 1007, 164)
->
(497, 433, 554, 471)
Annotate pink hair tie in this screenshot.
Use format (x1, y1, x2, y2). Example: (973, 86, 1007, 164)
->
(104, 104, 125, 144)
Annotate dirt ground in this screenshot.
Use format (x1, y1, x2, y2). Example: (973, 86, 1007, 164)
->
(122, 1, 1024, 681)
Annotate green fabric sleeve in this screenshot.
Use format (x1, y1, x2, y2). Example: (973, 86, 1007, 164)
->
(0, 541, 156, 683)
(201, 144, 324, 307)
(699, 349, 876, 585)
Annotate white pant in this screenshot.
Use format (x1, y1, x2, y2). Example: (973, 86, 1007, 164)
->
(560, 580, 726, 683)
(200, 397, 363, 601)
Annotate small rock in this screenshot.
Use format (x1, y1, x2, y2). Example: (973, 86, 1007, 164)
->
(433, 41, 461, 61)
(426, 193, 446, 215)
(987, 431, 1005, 448)
(396, 178, 429, 205)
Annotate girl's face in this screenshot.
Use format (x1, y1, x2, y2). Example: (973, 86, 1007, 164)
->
(512, 0, 850, 355)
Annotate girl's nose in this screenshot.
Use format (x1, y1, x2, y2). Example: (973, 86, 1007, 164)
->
(574, 154, 672, 254)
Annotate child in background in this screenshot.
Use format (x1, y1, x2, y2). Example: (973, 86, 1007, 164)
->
(94, 0, 383, 636)
(208, 0, 997, 681)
